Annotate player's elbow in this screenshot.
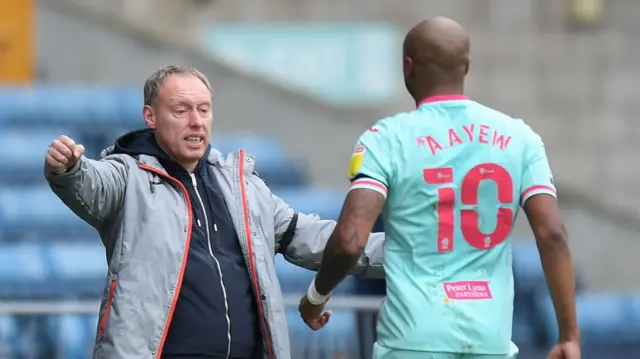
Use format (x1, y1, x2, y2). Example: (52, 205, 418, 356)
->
(534, 224, 569, 250)
(341, 246, 363, 259)
(339, 239, 364, 258)
(335, 228, 364, 258)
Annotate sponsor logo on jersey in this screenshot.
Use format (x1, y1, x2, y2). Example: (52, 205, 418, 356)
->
(443, 281, 493, 300)
(348, 145, 366, 179)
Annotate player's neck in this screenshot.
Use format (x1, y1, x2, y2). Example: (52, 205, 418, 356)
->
(413, 84, 465, 107)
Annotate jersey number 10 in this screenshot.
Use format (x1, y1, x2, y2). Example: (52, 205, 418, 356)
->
(423, 163, 514, 253)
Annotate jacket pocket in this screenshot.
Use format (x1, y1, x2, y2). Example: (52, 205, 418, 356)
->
(97, 278, 117, 340)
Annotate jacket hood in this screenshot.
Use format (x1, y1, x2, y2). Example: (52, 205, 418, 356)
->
(105, 128, 212, 170)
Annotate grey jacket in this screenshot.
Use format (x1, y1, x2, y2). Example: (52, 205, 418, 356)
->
(45, 148, 384, 359)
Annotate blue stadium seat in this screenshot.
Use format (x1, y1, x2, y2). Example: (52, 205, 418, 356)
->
(512, 241, 547, 295)
(537, 292, 640, 345)
(212, 135, 308, 187)
(254, 159, 308, 188)
(275, 255, 355, 294)
(512, 310, 536, 347)
(512, 240, 586, 343)
(0, 186, 93, 240)
(48, 314, 98, 359)
(0, 86, 141, 129)
(287, 308, 359, 359)
(0, 128, 81, 185)
(512, 240, 585, 294)
(273, 188, 346, 221)
(212, 135, 285, 164)
(0, 243, 50, 298)
(0, 316, 32, 358)
(45, 242, 107, 299)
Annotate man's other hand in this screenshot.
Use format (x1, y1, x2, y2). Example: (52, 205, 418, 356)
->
(45, 135, 85, 174)
(298, 295, 331, 331)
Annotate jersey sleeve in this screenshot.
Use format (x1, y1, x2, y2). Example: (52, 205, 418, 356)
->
(348, 124, 393, 199)
(520, 126, 557, 206)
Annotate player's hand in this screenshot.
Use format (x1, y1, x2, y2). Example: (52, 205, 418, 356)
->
(45, 135, 85, 174)
(298, 295, 331, 331)
(546, 341, 581, 359)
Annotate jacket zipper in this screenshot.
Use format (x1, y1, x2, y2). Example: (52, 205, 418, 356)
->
(190, 173, 232, 359)
(238, 150, 274, 358)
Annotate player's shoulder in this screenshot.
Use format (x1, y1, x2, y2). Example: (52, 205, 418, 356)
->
(358, 112, 409, 143)
(369, 112, 412, 132)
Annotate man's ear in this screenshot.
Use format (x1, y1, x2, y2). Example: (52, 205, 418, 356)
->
(143, 105, 156, 128)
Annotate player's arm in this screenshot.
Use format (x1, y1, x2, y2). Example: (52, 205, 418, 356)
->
(313, 184, 386, 295)
(521, 130, 580, 344)
(311, 126, 392, 299)
(267, 180, 384, 278)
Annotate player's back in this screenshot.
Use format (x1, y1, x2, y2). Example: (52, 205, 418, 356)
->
(375, 97, 532, 355)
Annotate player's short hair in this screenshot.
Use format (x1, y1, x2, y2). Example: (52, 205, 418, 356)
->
(143, 65, 212, 106)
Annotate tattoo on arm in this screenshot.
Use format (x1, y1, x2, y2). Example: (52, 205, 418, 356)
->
(314, 189, 385, 294)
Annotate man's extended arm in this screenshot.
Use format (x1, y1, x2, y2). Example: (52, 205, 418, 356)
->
(272, 191, 384, 279)
(45, 155, 128, 230)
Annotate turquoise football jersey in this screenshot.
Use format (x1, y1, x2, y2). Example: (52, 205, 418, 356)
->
(348, 95, 556, 355)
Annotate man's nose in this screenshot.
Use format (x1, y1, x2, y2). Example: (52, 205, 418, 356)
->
(188, 109, 205, 126)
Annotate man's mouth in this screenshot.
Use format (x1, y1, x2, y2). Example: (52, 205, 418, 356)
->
(185, 136, 204, 144)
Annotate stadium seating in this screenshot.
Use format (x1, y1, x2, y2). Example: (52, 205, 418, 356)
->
(0, 243, 50, 298)
(276, 255, 360, 359)
(0, 186, 94, 241)
(512, 310, 536, 347)
(252, 159, 308, 188)
(0, 86, 141, 130)
(512, 241, 586, 294)
(0, 316, 28, 358)
(213, 135, 309, 187)
(0, 128, 81, 185)
(537, 292, 640, 345)
(512, 242, 547, 294)
(0, 87, 309, 188)
(511, 240, 589, 345)
(212, 134, 285, 164)
(46, 242, 107, 299)
(0, 242, 106, 299)
(287, 308, 360, 359)
(273, 187, 346, 220)
(47, 314, 98, 359)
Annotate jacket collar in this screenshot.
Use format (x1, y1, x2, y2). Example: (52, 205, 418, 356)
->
(136, 149, 256, 175)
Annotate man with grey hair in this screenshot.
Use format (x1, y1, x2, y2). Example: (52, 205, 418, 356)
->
(44, 65, 384, 359)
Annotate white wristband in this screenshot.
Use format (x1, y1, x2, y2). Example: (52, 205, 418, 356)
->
(307, 279, 331, 305)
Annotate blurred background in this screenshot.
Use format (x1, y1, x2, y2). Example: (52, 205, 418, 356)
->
(0, 0, 638, 358)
